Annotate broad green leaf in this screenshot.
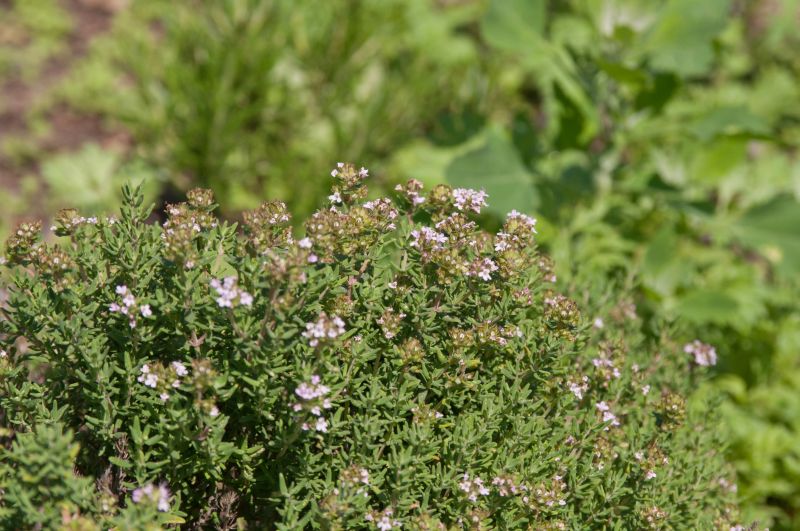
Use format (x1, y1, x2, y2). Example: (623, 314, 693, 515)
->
(732, 195, 800, 276)
(445, 129, 538, 216)
(690, 106, 771, 142)
(676, 289, 740, 325)
(41, 144, 118, 210)
(689, 136, 747, 185)
(480, 0, 546, 52)
(641, 0, 731, 77)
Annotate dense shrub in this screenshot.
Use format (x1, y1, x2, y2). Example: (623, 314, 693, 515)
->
(0, 167, 744, 529)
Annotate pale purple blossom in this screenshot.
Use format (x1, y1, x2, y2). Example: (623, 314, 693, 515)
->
(452, 188, 488, 214)
(683, 340, 717, 367)
(132, 483, 171, 512)
(210, 276, 253, 308)
(137, 365, 158, 388)
(596, 401, 620, 428)
(569, 376, 589, 399)
(294, 374, 333, 433)
(459, 473, 490, 502)
(171, 361, 188, 377)
(467, 257, 498, 281)
(506, 210, 537, 232)
(409, 226, 447, 250)
(302, 313, 345, 347)
(140, 304, 152, 317)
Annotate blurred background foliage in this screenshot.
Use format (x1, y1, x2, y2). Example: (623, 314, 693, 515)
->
(1, 0, 799, 527)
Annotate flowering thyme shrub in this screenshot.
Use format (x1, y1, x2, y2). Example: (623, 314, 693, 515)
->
(0, 166, 744, 529)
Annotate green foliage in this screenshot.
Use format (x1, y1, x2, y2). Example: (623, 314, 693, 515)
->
(0, 177, 742, 528)
(0, 423, 95, 529)
(62, 0, 488, 215)
(3, 0, 799, 526)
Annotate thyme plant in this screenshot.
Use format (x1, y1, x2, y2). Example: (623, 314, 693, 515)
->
(0, 165, 744, 529)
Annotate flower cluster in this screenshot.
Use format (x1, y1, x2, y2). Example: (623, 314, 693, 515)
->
(5, 220, 42, 263)
(684, 340, 717, 367)
(109, 285, 152, 328)
(568, 376, 589, 400)
(466, 256, 499, 281)
(52, 208, 102, 236)
(138, 361, 189, 401)
(131, 483, 171, 512)
(293, 374, 333, 433)
(459, 473, 491, 502)
(161, 189, 218, 267)
(242, 200, 293, 254)
(303, 312, 346, 347)
(410, 403, 444, 424)
(304, 195, 396, 260)
(641, 506, 668, 528)
(452, 188, 488, 214)
(595, 401, 621, 429)
(210, 277, 253, 308)
(338, 465, 370, 498)
(328, 163, 370, 206)
(377, 308, 406, 339)
(394, 179, 426, 207)
(591, 342, 623, 386)
(365, 507, 402, 530)
(435, 213, 478, 244)
(543, 293, 581, 339)
(28, 244, 75, 291)
(634, 444, 669, 481)
(409, 226, 448, 257)
(527, 475, 568, 509)
(472, 320, 522, 347)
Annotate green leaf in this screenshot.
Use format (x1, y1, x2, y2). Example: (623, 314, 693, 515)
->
(641, 0, 731, 77)
(41, 144, 119, 210)
(675, 289, 740, 325)
(689, 106, 772, 142)
(108, 456, 131, 468)
(445, 129, 538, 216)
(480, 0, 546, 52)
(480, 0, 598, 143)
(732, 195, 800, 276)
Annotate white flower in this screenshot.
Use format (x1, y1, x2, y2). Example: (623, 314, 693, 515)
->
(298, 237, 313, 249)
(329, 191, 342, 204)
(645, 470, 657, 480)
(171, 361, 188, 377)
(140, 304, 152, 317)
(593, 317, 604, 329)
